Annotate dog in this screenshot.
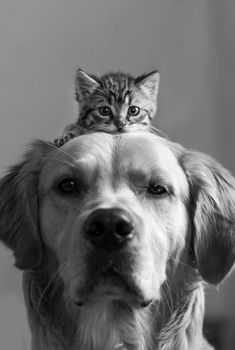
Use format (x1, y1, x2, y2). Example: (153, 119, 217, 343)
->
(0, 131, 235, 350)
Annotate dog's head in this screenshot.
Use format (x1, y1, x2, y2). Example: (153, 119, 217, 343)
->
(0, 132, 235, 309)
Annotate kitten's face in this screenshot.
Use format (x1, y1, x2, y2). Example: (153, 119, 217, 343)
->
(75, 70, 160, 132)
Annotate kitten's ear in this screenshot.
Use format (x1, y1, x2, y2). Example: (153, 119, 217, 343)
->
(75, 68, 99, 102)
(135, 71, 160, 101)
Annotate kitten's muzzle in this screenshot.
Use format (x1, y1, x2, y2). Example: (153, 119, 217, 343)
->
(115, 120, 127, 131)
(84, 208, 135, 249)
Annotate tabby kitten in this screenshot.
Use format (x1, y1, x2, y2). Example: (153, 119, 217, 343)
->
(55, 69, 160, 146)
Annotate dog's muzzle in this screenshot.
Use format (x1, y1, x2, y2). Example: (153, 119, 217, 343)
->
(84, 208, 135, 249)
(72, 208, 153, 307)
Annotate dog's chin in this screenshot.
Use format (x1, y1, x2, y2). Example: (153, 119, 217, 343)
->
(71, 269, 154, 308)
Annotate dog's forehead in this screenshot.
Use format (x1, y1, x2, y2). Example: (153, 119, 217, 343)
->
(40, 133, 187, 192)
(40, 134, 113, 188)
(61, 132, 174, 159)
(114, 134, 188, 193)
(116, 135, 177, 170)
(45, 133, 177, 168)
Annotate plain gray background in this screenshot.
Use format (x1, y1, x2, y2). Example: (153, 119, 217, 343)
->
(0, 0, 235, 346)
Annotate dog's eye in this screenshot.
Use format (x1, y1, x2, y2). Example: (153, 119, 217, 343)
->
(57, 178, 78, 193)
(148, 184, 167, 195)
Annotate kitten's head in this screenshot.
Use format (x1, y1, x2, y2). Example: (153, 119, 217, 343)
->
(75, 69, 160, 132)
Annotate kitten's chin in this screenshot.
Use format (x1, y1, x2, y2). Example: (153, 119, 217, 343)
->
(125, 124, 149, 132)
(95, 125, 117, 133)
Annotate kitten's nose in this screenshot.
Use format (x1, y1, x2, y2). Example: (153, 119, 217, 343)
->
(116, 120, 126, 131)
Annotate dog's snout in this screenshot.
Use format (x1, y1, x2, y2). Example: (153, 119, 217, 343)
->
(84, 208, 134, 249)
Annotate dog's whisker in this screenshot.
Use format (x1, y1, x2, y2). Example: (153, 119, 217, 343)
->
(146, 300, 160, 330)
(36, 262, 66, 315)
(160, 285, 173, 316)
(35, 259, 62, 273)
(164, 282, 174, 312)
(169, 257, 195, 271)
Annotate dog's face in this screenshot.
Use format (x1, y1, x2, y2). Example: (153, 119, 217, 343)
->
(39, 133, 190, 306)
(1, 132, 235, 312)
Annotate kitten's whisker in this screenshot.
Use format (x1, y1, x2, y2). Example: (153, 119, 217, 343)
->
(39, 139, 81, 164)
(43, 156, 77, 168)
(150, 125, 167, 138)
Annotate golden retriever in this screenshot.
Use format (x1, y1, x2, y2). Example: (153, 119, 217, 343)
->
(0, 131, 235, 350)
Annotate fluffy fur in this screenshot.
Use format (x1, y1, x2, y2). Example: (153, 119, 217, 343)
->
(55, 69, 160, 146)
(1, 132, 235, 350)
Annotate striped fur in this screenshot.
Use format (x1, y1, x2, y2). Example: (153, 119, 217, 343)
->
(76, 70, 159, 131)
(55, 70, 160, 146)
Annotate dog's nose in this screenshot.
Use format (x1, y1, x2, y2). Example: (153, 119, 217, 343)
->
(84, 208, 134, 249)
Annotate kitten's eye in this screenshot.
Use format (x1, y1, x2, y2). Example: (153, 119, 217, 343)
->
(148, 184, 167, 195)
(128, 106, 140, 116)
(57, 178, 78, 193)
(98, 106, 112, 116)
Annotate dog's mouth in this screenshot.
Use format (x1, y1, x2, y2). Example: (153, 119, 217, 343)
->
(94, 268, 133, 296)
(72, 266, 152, 308)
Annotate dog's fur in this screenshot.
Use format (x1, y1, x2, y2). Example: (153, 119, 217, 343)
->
(0, 132, 235, 350)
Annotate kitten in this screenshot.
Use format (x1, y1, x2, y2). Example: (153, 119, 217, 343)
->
(55, 69, 160, 146)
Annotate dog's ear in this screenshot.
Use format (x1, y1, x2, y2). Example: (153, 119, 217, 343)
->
(182, 150, 235, 285)
(0, 141, 51, 270)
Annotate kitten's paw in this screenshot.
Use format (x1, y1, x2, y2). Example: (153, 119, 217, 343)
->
(54, 132, 76, 147)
